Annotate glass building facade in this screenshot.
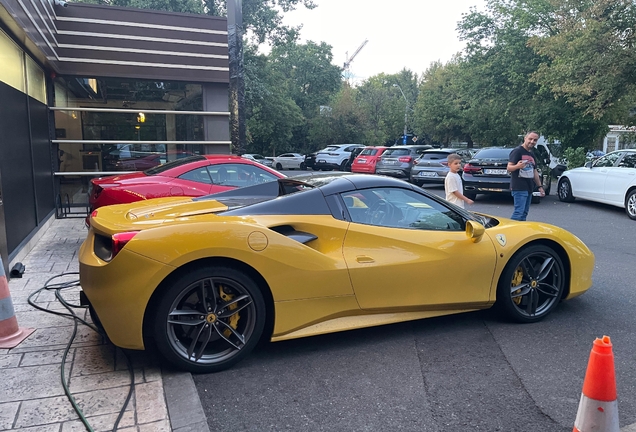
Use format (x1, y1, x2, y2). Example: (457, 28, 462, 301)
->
(0, 0, 230, 269)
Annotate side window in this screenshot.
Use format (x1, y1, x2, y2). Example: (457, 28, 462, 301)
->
(341, 187, 465, 230)
(618, 153, 636, 168)
(207, 164, 278, 187)
(178, 167, 212, 184)
(594, 152, 622, 167)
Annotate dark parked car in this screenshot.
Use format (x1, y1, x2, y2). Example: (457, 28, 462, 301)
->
(462, 147, 551, 203)
(375, 145, 433, 179)
(410, 148, 474, 186)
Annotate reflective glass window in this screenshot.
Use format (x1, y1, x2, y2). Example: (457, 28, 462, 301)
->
(0, 30, 25, 92)
(26, 55, 46, 104)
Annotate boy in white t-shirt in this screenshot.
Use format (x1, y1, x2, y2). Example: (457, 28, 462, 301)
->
(444, 154, 474, 208)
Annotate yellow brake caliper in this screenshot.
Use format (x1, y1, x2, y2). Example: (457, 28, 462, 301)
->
(219, 285, 239, 337)
(512, 267, 524, 305)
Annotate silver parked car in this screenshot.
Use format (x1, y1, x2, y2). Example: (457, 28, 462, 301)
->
(242, 153, 274, 168)
(410, 148, 474, 186)
(375, 145, 432, 179)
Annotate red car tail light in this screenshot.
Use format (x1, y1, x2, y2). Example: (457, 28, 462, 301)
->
(463, 163, 481, 173)
(398, 156, 412, 163)
(112, 231, 139, 258)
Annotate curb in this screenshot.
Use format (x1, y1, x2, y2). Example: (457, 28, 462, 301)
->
(162, 370, 210, 432)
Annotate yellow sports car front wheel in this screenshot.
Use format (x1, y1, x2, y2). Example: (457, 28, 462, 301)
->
(152, 265, 267, 373)
(497, 245, 565, 323)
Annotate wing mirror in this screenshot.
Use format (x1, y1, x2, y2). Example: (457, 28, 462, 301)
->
(584, 161, 593, 168)
(466, 220, 485, 243)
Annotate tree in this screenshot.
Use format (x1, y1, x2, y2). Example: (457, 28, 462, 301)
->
(530, 0, 636, 122)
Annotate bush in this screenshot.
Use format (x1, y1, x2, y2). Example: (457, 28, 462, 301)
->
(563, 147, 587, 170)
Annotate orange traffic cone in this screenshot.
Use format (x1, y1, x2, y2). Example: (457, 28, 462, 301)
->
(573, 335, 619, 432)
(0, 257, 34, 348)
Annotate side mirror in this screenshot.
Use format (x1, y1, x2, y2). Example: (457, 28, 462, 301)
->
(584, 161, 593, 168)
(466, 220, 485, 243)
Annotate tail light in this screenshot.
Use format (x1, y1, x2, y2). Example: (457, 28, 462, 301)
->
(463, 163, 481, 173)
(398, 156, 412, 163)
(112, 231, 139, 258)
(441, 161, 449, 166)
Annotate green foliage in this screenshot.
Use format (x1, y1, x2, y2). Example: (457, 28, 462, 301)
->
(563, 147, 587, 169)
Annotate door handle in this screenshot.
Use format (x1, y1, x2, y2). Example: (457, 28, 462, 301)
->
(356, 255, 375, 263)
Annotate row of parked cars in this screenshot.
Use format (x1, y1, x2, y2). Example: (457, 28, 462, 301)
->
(242, 145, 636, 219)
(301, 144, 555, 204)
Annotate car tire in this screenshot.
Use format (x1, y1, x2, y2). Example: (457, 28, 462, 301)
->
(496, 244, 565, 323)
(557, 177, 575, 202)
(625, 189, 636, 220)
(152, 266, 266, 373)
(531, 194, 541, 204)
(300, 162, 306, 170)
(339, 160, 348, 171)
(276, 163, 283, 170)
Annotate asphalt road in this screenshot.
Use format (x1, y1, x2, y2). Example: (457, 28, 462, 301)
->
(193, 178, 636, 431)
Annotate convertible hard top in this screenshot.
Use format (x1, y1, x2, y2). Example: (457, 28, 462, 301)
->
(194, 173, 419, 215)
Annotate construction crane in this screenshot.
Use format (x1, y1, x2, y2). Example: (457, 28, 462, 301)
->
(343, 39, 368, 80)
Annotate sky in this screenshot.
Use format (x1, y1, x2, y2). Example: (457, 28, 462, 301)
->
(281, 0, 487, 83)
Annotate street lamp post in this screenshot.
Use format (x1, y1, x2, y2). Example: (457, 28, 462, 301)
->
(393, 83, 408, 141)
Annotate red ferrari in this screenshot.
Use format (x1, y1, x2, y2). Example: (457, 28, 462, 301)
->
(351, 146, 388, 174)
(89, 155, 285, 212)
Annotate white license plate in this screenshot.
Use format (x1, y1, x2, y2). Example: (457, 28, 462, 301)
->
(318, 160, 326, 163)
(484, 169, 508, 175)
(384, 160, 397, 165)
(418, 172, 437, 177)
(357, 159, 367, 164)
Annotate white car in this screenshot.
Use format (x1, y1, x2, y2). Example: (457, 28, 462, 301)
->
(314, 144, 364, 171)
(271, 153, 306, 170)
(242, 153, 273, 167)
(557, 149, 636, 220)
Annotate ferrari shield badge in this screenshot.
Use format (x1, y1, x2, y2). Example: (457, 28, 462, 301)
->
(496, 234, 507, 247)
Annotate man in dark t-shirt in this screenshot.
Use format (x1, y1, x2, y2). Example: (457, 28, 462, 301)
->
(507, 132, 545, 221)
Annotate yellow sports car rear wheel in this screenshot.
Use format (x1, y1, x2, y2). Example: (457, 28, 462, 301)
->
(497, 245, 565, 323)
(152, 266, 266, 373)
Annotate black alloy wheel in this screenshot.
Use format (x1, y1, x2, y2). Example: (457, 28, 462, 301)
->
(497, 245, 565, 323)
(626, 189, 636, 220)
(153, 266, 266, 373)
(557, 177, 575, 202)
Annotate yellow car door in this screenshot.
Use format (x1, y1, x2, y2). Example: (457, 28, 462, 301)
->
(340, 187, 497, 310)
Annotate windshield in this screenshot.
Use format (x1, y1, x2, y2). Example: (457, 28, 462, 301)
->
(420, 152, 450, 160)
(360, 148, 379, 156)
(319, 146, 340, 153)
(383, 148, 410, 156)
(472, 148, 512, 159)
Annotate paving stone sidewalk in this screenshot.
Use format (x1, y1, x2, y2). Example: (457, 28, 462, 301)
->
(0, 218, 173, 431)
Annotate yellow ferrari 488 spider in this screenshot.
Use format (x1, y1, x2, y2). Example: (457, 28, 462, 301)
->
(79, 173, 594, 373)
